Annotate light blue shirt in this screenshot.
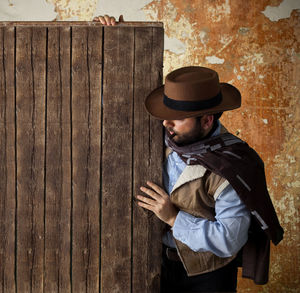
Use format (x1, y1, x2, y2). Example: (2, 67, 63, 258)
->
(163, 123, 251, 257)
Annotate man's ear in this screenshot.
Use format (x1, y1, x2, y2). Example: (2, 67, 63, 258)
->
(201, 114, 214, 130)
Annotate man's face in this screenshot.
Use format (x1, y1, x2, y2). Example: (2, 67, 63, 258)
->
(163, 117, 206, 146)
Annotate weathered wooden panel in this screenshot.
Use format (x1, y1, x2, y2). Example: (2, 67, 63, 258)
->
(132, 27, 164, 293)
(0, 26, 16, 293)
(101, 26, 134, 292)
(45, 26, 72, 293)
(72, 26, 102, 292)
(16, 26, 46, 292)
(0, 22, 163, 293)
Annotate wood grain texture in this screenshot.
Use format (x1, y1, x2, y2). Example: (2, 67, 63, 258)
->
(132, 27, 164, 293)
(45, 26, 71, 293)
(0, 26, 16, 293)
(101, 26, 134, 293)
(147, 27, 165, 292)
(71, 26, 102, 292)
(0, 23, 163, 293)
(16, 26, 46, 293)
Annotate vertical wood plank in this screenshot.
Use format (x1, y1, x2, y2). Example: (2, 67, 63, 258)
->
(45, 26, 71, 293)
(101, 26, 134, 293)
(16, 26, 46, 292)
(147, 27, 165, 290)
(71, 26, 102, 292)
(1, 23, 164, 293)
(132, 27, 164, 293)
(0, 26, 16, 293)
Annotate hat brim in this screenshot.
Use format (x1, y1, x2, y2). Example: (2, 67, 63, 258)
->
(145, 83, 241, 120)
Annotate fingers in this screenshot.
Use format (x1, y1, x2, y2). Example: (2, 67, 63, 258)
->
(139, 186, 162, 202)
(93, 15, 114, 25)
(137, 200, 154, 212)
(93, 16, 105, 23)
(136, 184, 178, 226)
(104, 14, 116, 25)
(93, 15, 124, 25)
(136, 195, 156, 207)
(145, 181, 168, 198)
(136, 195, 156, 213)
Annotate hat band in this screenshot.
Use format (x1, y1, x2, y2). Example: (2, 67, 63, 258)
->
(163, 91, 223, 112)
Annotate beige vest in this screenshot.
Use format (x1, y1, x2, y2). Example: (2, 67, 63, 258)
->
(170, 162, 236, 276)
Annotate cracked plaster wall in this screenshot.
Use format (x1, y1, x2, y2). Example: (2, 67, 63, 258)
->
(0, 0, 299, 292)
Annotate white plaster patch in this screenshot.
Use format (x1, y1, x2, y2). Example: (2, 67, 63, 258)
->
(0, 0, 57, 20)
(262, 0, 300, 21)
(205, 55, 225, 64)
(165, 36, 186, 55)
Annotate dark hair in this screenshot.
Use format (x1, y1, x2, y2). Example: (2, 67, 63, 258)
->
(213, 112, 223, 121)
(196, 112, 223, 122)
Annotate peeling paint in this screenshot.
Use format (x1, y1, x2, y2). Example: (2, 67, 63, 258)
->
(274, 192, 299, 225)
(199, 30, 209, 45)
(165, 36, 186, 55)
(206, 0, 231, 22)
(95, 0, 152, 21)
(239, 27, 250, 35)
(262, 0, 300, 21)
(205, 55, 225, 64)
(0, 0, 56, 20)
(143, 1, 196, 73)
(50, 0, 98, 20)
(263, 119, 268, 124)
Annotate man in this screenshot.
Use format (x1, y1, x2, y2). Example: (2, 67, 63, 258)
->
(93, 16, 283, 292)
(136, 66, 283, 292)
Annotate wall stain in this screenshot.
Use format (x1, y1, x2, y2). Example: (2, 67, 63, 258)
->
(49, 0, 98, 20)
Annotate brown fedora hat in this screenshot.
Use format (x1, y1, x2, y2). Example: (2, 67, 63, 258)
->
(145, 66, 241, 120)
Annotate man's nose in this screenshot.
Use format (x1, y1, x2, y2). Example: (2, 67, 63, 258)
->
(163, 120, 174, 128)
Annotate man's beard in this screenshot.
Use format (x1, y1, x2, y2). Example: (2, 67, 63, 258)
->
(166, 124, 206, 146)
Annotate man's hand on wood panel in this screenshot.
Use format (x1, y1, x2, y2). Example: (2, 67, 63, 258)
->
(136, 181, 179, 227)
(93, 14, 124, 25)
